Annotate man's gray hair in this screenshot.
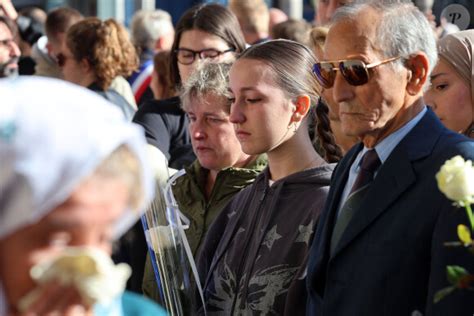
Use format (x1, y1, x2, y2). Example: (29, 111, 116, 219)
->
(131, 9, 173, 51)
(331, 0, 438, 88)
(181, 62, 233, 112)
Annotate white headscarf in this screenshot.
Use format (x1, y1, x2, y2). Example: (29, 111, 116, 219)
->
(0, 77, 155, 240)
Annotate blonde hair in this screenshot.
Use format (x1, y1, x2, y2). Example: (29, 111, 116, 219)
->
(271, 19, 312, 46)
(229, 0, 269, 34)
(309, 26, 329, 58)
(93, 145, 143, 211)
(67, 18, 139, 90)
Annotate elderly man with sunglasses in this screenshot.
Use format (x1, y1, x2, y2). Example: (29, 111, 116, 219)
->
(307, 2, 474, 316)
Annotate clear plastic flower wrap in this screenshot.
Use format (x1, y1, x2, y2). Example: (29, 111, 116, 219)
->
(142, 168, 206, 315)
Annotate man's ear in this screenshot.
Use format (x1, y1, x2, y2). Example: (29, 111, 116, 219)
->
(155, 37, 165, 52)
(405, 53, 429, 95)
(291, 95, 311, 123)
(46, 41, 53, 56)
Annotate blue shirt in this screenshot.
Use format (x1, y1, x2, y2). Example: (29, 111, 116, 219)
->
(337, 107, 427, 217)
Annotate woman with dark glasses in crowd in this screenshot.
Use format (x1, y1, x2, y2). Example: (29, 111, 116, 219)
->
(196, 40, 334, 315)
(424, 30, 474, 138)
(133, 3, 246, 169)
(58, 17, 137, 120)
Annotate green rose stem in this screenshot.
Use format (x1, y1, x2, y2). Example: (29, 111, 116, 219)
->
(465, 203, 474, 232)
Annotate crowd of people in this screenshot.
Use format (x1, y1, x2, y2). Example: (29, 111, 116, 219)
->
(1, 0, 473, 315)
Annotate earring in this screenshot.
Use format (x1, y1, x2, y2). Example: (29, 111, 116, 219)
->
(288, 122, 297, 133)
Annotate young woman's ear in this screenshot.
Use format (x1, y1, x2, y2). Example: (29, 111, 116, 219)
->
(291, 95, 311, 123)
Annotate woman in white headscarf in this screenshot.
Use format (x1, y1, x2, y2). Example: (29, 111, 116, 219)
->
(425, 30, 474, 138)
(0, 77, 166, 315)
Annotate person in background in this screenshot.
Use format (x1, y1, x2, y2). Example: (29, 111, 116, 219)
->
(268, 7, 288, 31)
(16, 6, 45, 75)
(59, 17, 138, 120)
(32, 7, 137, 109)
(228, 0, 270, 45)
(133, 3, 246, 169)
(197, 40, 334, 315)
(0, 15, 20, 78)
(149, 50, 175, 100)
(313, 0, 354, 26)
(309, 26, 358, 155)
(271, 18, 312, 46)
(32, 7, 83, 78)
(0, 77, 166, 316)
(425, 29, 474, 138)
(142, 62, 267, 301)
(32, 7, 82, 79)
(307, 2, 474, 315)
(129, 3, 246, 294)
(129, 9, 174, 105)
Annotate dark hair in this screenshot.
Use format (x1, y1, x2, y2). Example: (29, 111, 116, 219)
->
(66, 18, 138, 90)
(45, 7, 83, 43)
(17, 7, 46, 45)
(237, 39, 341, 162)
(308, 25, 343, 162)
(315, 99, 343, 162)
(152, 50, 175, 99)
(169, 3, 246, 88)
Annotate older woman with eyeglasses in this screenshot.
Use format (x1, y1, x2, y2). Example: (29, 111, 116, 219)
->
(133, 3, 246, 169)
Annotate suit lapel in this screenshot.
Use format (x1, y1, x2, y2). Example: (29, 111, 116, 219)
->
(312, 144, 362, 276)
(330, 109, 443, 258)
(331, 149, 415, 257)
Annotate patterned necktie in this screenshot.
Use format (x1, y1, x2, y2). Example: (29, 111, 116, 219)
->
(330, 149, 381, 256)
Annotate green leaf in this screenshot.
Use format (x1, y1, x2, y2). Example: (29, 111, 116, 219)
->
(447, 265, 469, 286)
(457, 224, 472, 245)
(434, 286, 456, 303)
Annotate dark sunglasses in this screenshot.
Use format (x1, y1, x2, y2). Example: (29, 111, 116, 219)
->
(175, 48, 235, 65)
(312, 56, 401, 89)
(56, 53, 71, 68)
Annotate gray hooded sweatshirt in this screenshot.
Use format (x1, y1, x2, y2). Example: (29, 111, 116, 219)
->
(197, 164, 334, 315)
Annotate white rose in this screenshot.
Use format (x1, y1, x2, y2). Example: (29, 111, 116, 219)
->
(436, 155, 474, 205)
(18, 247, 131, 312)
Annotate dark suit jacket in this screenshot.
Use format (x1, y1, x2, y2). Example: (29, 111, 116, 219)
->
(307, 109, 474, 316)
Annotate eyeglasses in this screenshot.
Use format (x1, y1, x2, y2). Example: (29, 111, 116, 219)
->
(56, 53, 72, 67)
(312, 56, 401, 89)
(175, 48, 235, 65)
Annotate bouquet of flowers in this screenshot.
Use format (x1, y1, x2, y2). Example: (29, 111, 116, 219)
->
(434, 155, 474, 302)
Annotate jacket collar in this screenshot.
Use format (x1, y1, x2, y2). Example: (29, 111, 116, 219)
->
(314, 109, 445, 265)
